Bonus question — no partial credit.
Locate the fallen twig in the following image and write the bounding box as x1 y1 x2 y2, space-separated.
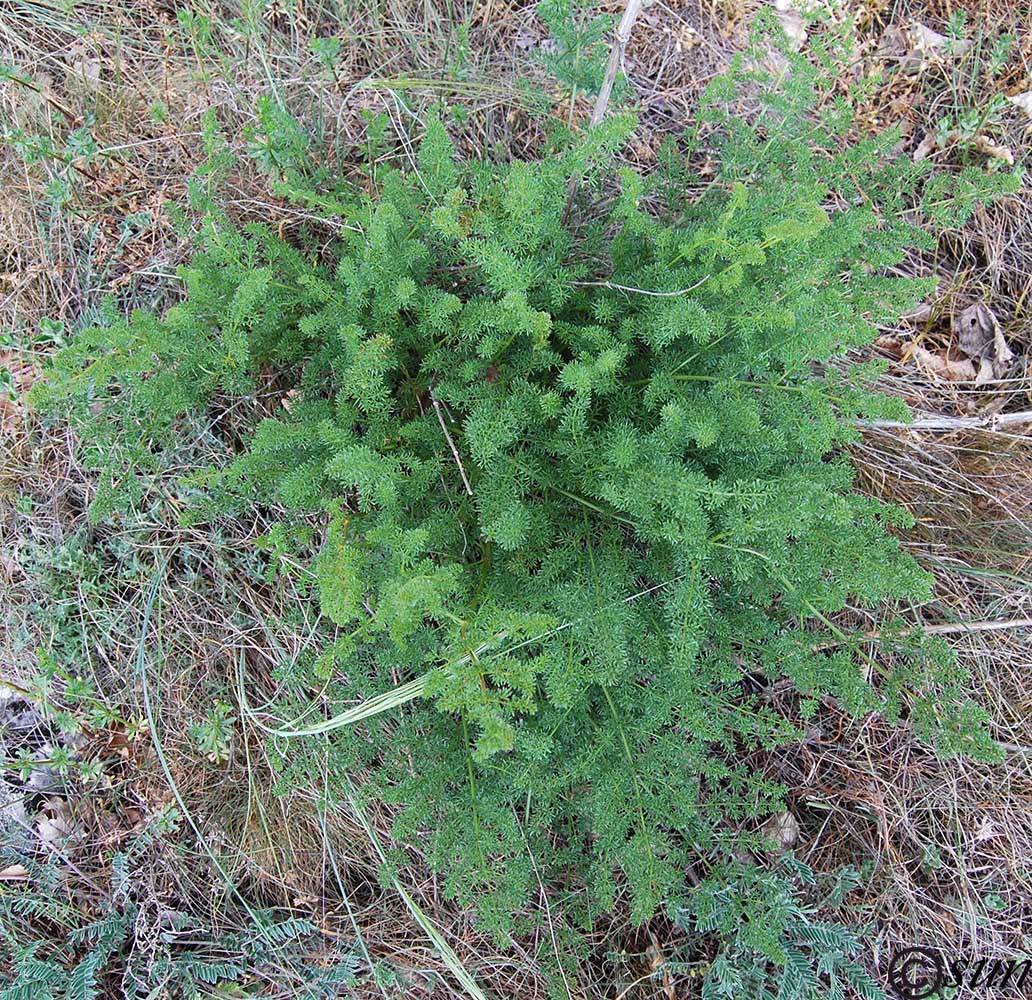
923 617 1032 636
588 0 646 129
860 409 1032 432
562 0 646 222
433 395 474 496
573 275 709 297
812 616 1032 653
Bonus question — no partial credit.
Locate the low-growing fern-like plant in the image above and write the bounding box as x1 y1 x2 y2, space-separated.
0 832 356 1000
681 856 885 1000
32 17 1011 981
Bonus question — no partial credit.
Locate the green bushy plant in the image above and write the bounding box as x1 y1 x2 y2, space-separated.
31 15 1011 988
535 0 612 103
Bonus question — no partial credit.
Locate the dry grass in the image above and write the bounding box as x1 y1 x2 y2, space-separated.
811 0 1032 973
1 0 1030 997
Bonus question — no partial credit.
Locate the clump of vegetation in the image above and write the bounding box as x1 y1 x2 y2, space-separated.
0 830 354 1000
27 15 1012 996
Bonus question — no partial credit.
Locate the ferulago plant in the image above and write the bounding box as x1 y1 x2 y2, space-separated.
34 26 1008 968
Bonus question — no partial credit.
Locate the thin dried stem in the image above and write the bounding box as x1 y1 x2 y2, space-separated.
861 409 1032 432
572 275 709 297
562 0 646 221
433 394 474 496
589 0 646 129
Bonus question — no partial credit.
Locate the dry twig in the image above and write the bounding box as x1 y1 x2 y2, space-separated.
589 0 646 129
861 409 1032 432
433 395 474 496
562 0 646 220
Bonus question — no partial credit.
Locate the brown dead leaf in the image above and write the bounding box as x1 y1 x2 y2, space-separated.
900 301 935 325
954 301 1014 385
898 300 1014 383
0 537 21 582
647 936 676 1000
913 131 938 163
909 345 978 381
1006 91 1032 117
37 796 81 846
762 810 800 849
67 46 103 90
0 350 43 437
909 22 972 58
771 0 807 51
0 864 29 882
877 22 971 74
874 335 903 357
973 134 1014 166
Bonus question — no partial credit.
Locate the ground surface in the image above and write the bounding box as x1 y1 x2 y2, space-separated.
1 1 1030 997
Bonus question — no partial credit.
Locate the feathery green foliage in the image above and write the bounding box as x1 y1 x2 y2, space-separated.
0 829 357 999
31 17 1009 984
682 857 886 1000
